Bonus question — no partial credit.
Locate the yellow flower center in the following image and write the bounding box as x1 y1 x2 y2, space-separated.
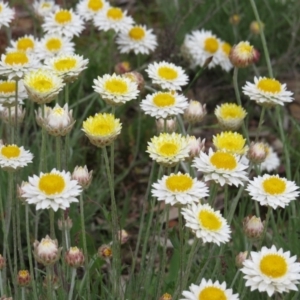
198 286 226 300
41 2 51 8
165 174 193 192
153 93 175 107
159 142 179 157
5 52 29 65
39 174 65 195
54 58 77 71
213 132 246 154
107 7 123 20
237 42 253 54
55 10 72 24
260 254 287 278
0 81 16 94
18 270 29 278
46 38 62 51
262 177 286 195
16 38 34 52
204 37 219 54
30 76 54 92
257 78 281 94
198 210 222 231
129 27 145 41
53 107 64 116
210 152 237 170
222 42 231 56
1 145 21 159
219 104 245 119
0 5 2 12
88 0 103 11
104 78 128 94
158 66 178 80
83 114 117 136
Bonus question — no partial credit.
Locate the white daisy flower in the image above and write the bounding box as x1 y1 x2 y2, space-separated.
116 24 157 55
32 0 58 18
152 172 208 206
146 61 189 91
44 54 88 82
22 169 82 211
36 34 75 61
260 144 280 172
181 278 239 300
242 76 294 106
42 9 85 38
0 1 14 29
140 91 188 119
181 203 231 245
241 245 300 297
246 174 299 209
93 6 134 33
76 0 109 21
193 148 249 187
0 144 33 171
147 132 189 167
0 80 27 107
219 41 233 72
7 35 38 54
0 51 40 80
93 73 139 106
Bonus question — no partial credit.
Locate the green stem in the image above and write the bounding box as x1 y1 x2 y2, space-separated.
65 83 69 105
21 287 25 300
50 209 55 239
208 183 218 206
46 267 53 300
184 67 204 93
40 104 47 172
12 195 18 295
56 137 61 171
230 270 240 289
258 206 272 248
16 198 24 269
14 79 19 144
227 186 245 225
196 244 217 282
255 107 266 142
68 268 77 300
0 271 3 296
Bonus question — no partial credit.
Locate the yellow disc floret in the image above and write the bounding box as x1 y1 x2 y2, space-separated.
260 254 287 278
210 151 237 170
166 174 193 192
1 145 21 159
39 174 65 195
198 210 222 231
262 176 286 195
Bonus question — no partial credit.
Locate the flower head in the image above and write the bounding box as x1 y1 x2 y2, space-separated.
247 142 269 164
71 165 93 189
246 174 299 209
1 105 26 125
229 41 256 68
17 270 31 287
33 0 58 18
250 21 264 35
241 245 300 297
183 101 207 124
22 169 82 211
76 0 109 21
0 80 27 107
236 251 248 268
186 135 205 160
8 35 37 54
152 172 209 206
219 41 233 72
98 244 112 259
260 144 280 172
65 247 85 268
0 1 14 29
243 216 264 240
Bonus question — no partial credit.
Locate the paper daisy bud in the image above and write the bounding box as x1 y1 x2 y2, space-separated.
22 169 82 211
122 71 145 92
147 132 190 167
82 113 122 147
181 278 239 300
242 76 293 107
260 144 280 172
247 142 268 164
114 61 131 75
57 216 73 231
98 244 112 259
219 41 233 72
44 54 89 83
146 61 188 91
0 254 5 270
152 172 208 206
0 80 27 107
1 105 26 126
93 6 134 33
17 181 29 201
17 270 31 287
76 0 109 21
246 174 299 209
0 1 14 29
35 105 52 127
159 293 172 300
43 8 84 38
141 91 188 119
156 118 177 133
229 14 241 25
229 41 256 68
243 216 264 240
187 135 205 160
213 131 248 155
93 73 139 106
235 251 248 268
215 103 247 130
250 20 264 35
118 229 129 245
33 235 62 266
116 24 157 55
0 144 33 172
33 0 58 18
36 34 75 61
241 245 300 297
24 69 64 104
183 100 207 124
0 51 39 80
72 165 93 189
193 148 249 187
181 203 231 245
65 247 85 268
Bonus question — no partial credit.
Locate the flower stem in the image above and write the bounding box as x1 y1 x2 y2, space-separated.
40 104 47 172
50 209 55 239
46 267 53 300
68 268 77 300
14 79 19 144
227 186 245 225
258 206 272 248
56 136 62 171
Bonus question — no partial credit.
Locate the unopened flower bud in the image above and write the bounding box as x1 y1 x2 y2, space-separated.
184 101 207 124
57 216 73 231
243 216 264 240
65 247 85 268
229 41 256 68
186 136 205 160
114 61 131 74
0 254 6 270
98 244 112 259
159 293 172 300
229 14 241 26
247 142 268 164
17 270 31 287
156 118 177 133
33 235 61 266
71 165 93 189
123 71 145 92
118 229 129 245
35 106 51 127
1 105 26 125
235 251 248 268
16 181 29 201
250 21 264 35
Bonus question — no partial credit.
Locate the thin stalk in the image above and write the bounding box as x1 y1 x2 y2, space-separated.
9 107 13 143
227 186 245 225
110 107 115 178
12 195 18 295
184 67 204 94
56 137 62 170
196 244 217 282
14 79 19 144
230 270 240 289
255 107 266 142
258 206 272 248
50 209 55 239
0 271 3 296
40 104 47 172
16 199 24 268
177 208 184 294
22 287 25 300
208 183 218 206
68 268 77 300
65 83 69 105
46 267 53 300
